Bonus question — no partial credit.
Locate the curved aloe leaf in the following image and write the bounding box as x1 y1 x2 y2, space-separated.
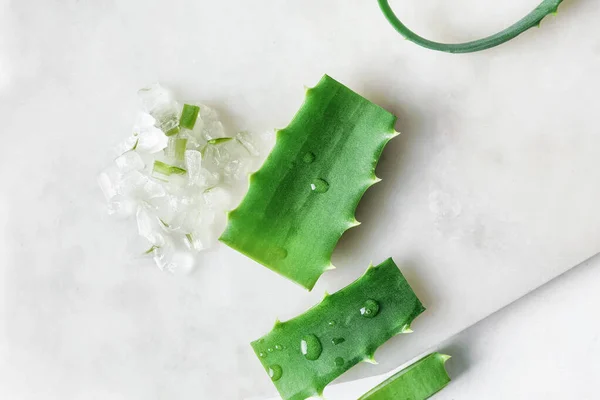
359 352 451 400
378 0 563 53
250 258 425 400
220 75 397 289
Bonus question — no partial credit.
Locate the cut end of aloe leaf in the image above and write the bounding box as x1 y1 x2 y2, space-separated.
250 258 425 400
220 75 398 290
358 352 451 400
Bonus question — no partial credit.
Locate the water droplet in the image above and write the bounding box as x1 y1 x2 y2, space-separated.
267 348 274 353
331 337 345 345
310 178 329 193
335 357 345 367
259 352 267 358
360 299 380 318
303 152 316 164
275 344 283 351
258 339 265 344
328 321 336 327
272 247 288 260
300 334 323 361
268 364 283 381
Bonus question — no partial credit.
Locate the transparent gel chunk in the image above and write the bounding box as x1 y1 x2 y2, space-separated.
115 151 145 173
196 104 226 140
138 84 181 135
223 159 254 183
143 178 166 199
235 131 259 156
132 112 169 154
101 84 273 274
107 195 136 218
153 244 195 274
98 166 123 201
117 171 147 198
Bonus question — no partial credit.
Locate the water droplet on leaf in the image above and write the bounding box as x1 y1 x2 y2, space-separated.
259 352 267 358
328 321 336 327
268 364 283 381
267 348 274 353
331 337 345 345
310 178 329 193
360 299 380 318
273 247 288 260
303 152 316 164
300 334 323 361
335 357 345 367
275 344 283 350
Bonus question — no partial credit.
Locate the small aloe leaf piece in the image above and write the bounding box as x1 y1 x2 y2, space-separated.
250 258 425 400
143 245 160 255
165 137 188 162
165 126 180 137
180 104 200 130
220 75 397 289
174 138 188 161
152 160 186 178
207 137 233 145
378 0 563 53
358 352 451 400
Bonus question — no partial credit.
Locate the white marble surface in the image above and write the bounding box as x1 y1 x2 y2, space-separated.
2 0 600 399
281 253 600 400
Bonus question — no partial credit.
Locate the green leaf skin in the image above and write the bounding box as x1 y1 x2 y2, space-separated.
358 353 451 400
180 104 200 130
378 0 563 54
152 160 186 176
220 75 397 290
250 258 425 400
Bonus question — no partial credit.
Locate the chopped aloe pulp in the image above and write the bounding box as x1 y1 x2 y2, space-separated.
99 83 270 273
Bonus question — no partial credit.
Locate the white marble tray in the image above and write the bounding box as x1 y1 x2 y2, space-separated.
1 0 599 399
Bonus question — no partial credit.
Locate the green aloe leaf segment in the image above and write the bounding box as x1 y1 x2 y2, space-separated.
220 75 397 290
251 258 425 400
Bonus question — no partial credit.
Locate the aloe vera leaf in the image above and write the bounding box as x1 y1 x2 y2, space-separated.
250 258 425 400
358 352 451 400
220 75 397 290
378 0 563 53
